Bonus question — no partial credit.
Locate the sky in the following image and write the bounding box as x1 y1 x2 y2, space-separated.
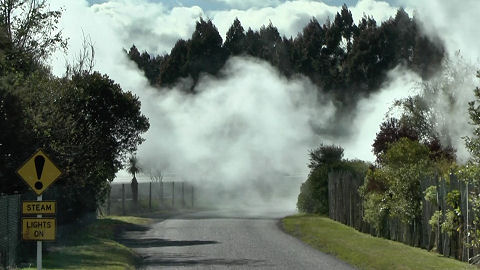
62 0 404 57
86 0 400 10
46 0 480 209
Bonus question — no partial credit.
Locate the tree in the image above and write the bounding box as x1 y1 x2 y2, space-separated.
297 144 343 214
379 57 472 163
361 138 434 237
128 155 140 204
127 45 163 85
464 71 480 163
158 39 189 86
0 80 34 194
308 144 344 169
0 1 150 226
187 18 226 84
372 117 419 162
127 8 444 119
224 18 245 56
293 18 324 83
463 71 480 254
0 0 67 72
14 69 150 221
257 22 282 64
338 4 356 53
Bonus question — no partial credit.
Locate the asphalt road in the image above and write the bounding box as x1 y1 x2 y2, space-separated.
122 209 354 269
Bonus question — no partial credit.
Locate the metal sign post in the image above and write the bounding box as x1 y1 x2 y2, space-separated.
17 149 61 270
37 195 42 270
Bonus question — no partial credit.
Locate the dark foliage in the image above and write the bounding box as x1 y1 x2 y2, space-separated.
0 4 150 223
373 117 456 164
0 86 34 194
128 8 444 110
372 117 419 161
308 144 344 169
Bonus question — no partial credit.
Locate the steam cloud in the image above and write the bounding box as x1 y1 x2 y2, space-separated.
402 0 480 162
135 57 332 209
49 0 479 210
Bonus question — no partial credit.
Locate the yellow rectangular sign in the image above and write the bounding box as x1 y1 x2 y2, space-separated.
22 201 56 215
22 218 56 241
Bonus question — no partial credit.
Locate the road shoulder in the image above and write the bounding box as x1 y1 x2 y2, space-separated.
282 214 475 270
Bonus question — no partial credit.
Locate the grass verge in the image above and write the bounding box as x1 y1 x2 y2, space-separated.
282 214 476 270
21 216 152 270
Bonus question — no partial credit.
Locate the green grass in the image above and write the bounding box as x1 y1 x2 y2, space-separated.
282 214 477 270
21 216 152 270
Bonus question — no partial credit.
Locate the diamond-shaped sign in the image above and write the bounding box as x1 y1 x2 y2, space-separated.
17 149 62 196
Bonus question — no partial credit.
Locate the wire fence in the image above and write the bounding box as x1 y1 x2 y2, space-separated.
102 182 195 215
0 194 21 269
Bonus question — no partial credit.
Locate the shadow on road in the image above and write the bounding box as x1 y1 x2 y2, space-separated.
120 238 219 248
139 254 269 268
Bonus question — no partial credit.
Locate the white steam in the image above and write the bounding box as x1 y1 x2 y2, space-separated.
130 59 421 209
417 57 478 163
48 0 480 210
342 66 422 161
134 57 333 210
398 0 480 163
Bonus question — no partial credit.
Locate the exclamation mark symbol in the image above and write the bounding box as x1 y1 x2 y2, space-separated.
34 155 45 190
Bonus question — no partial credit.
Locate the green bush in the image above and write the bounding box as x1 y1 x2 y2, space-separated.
297 144 343 214
297 144 369 215
297 166 329 214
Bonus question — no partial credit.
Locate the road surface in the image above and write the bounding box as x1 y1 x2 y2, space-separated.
121 209 354 269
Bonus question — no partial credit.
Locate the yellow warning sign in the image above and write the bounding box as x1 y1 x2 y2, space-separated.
17 149 62 196
22 201 56 215
22 217 56 241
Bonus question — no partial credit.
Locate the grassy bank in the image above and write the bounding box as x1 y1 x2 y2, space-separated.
21 216 152 270
282 214 476 270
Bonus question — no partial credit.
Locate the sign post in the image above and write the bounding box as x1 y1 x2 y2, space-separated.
37 195 42 270
17 149 61 270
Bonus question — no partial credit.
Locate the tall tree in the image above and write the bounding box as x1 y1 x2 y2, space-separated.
297 144 344 214
187 18 226 84
15 69 150 220
0 0 67 72
465 71 480 163
294 18 324 81
224 18 245 56
158 39 189 86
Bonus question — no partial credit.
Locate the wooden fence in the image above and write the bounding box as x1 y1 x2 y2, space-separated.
328 171 476 262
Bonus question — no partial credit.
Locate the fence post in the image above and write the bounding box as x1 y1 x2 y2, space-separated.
172 182 175 207
107 188 111 216
149 182 152 210
122 184 126 215
466 182 469 262
6 196 9 268
182 182 185 208
160 181 164 208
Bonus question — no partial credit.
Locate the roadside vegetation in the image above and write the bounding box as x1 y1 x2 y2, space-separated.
295 55 480 263
0 1 149 224
283 215 475 270
21 216 152 270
